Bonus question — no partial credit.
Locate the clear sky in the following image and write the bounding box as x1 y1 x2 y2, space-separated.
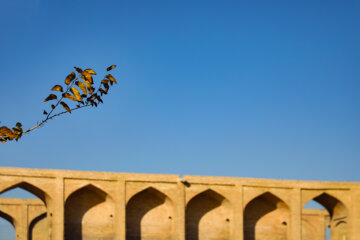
0 0 359 182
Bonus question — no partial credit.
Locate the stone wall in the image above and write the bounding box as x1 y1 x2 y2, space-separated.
0 167 359 240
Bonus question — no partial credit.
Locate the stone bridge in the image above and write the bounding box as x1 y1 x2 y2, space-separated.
0 167 359 240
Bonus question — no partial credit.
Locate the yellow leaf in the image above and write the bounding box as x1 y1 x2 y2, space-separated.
89 87 95 95
65 72 76 85
106 74 117 84
60 102 71 113
81 71 93 84
51 85 63 92
0 126 15 140
76 81 87 96
84 68 97 75
107 65 116 71
44 94 57 102
70 87 82 102
83 78 92 90
62 93 76 101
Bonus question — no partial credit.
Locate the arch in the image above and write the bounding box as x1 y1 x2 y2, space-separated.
0 210 15 240
126 187 174 240
0 181 51 205
244 192 289 240
29 213 48 240
186 189 232 240
65 184 115 240
0 210 14 227
310 193 347 219
302 193 348 240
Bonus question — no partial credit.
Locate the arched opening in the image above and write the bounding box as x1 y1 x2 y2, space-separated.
244 192 289 240
0 182 50 240
186 189 232 240
302 193 348 240
126 187 174 240
0 182 50 204
65 184 115 240
0 211 15 240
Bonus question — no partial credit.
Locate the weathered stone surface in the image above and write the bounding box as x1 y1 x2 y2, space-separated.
0 167 359 240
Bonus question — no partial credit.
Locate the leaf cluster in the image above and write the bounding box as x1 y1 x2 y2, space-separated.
0 65 118 143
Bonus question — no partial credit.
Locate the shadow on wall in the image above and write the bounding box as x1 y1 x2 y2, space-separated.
126 187 174 240
65 185 115 240
244 192 289 240
29 213 47 240
186 189 231 240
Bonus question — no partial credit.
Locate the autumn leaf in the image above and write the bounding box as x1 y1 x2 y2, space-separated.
51 85 63 92
106 74 117 84
60 102 71 113
74 67 83 73
70 87 82 102
84 68 97 75
65 72 76 85
101 79 110 84
43 110 48 115
0 126 15 140
75 81 87 96
89 87 95 95
62 93 76 101
44 94 57 102
81 71 93 84
103 82 110 93
107 65 116 71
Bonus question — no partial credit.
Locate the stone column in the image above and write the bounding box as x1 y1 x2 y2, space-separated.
350 188 360 240
234 183 243 240
15 204 28 240
291 188 301 240
52 177 64 240
115 178 126 240
176 180 186 240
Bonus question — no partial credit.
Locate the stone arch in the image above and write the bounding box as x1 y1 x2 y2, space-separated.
302 192 348 240
126 187 174 240
0 210 14 227
0 181 51 205
186 189 232 240
29 213 48 240
65 184 115 240
309 193 347 219
244 192 290 240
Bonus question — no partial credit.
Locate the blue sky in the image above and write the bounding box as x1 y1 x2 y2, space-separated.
0 0 359 182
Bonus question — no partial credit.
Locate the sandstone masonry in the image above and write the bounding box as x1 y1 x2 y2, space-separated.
0 167 359 240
